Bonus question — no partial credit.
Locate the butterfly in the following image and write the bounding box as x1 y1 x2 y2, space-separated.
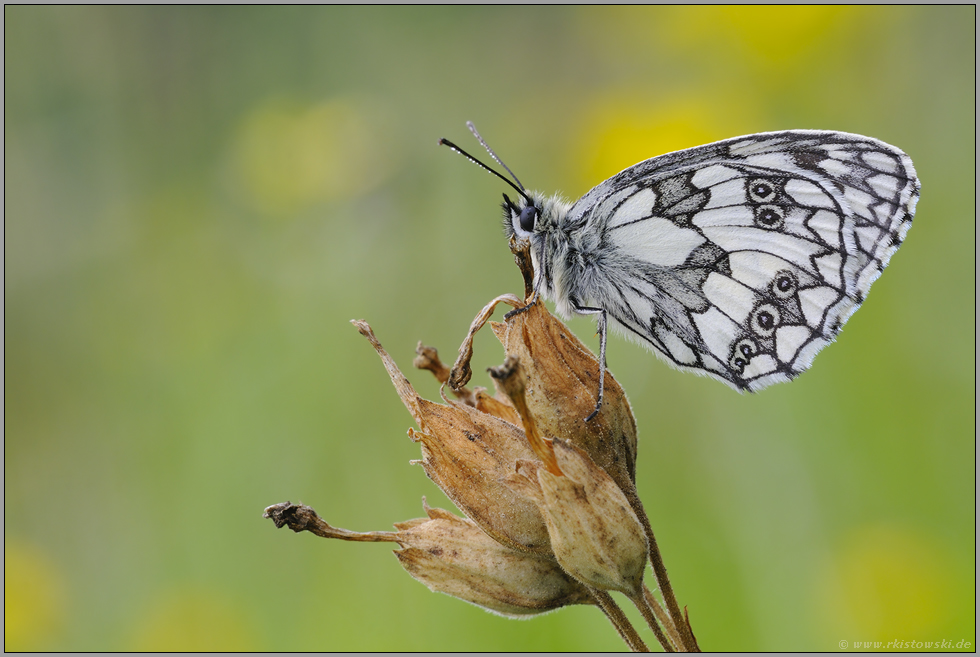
441 122 919 419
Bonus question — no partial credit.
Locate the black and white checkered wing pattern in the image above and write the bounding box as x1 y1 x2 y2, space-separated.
564 130 919 390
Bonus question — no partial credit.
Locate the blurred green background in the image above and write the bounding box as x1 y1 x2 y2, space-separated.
4 6 975 651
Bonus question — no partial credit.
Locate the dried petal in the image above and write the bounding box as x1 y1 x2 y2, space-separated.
472 387 522 426
413 342 521 425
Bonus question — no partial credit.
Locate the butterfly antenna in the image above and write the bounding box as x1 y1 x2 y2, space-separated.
439 138 532 205
465 121 527 192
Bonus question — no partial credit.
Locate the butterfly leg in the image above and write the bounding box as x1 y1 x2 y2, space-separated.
503 290 540 320
571 301 608 422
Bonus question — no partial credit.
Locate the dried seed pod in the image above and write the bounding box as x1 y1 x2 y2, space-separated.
352 320 551 554
494 299 638 494
264 501 593 617
506 439 649 597
393 503 594 617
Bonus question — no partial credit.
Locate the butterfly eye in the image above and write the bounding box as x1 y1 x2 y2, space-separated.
519 205 538 232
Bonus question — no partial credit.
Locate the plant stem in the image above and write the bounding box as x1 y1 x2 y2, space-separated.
263 502 399 543
628 591 674 652
643 584 684 651
623 486 699 651
588 587 648 652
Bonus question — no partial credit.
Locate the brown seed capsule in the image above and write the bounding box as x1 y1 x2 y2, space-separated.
505 438 649 598
393 503 594 617
352 320 552 554
492 299 638 496
263 501 593 617
442 256 638 498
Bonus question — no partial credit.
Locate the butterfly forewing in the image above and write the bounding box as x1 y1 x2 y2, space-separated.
560 130 919 391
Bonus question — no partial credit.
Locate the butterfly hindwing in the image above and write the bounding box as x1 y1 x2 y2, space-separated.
564 130 919 391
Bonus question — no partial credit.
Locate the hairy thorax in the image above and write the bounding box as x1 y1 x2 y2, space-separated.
538 214 612 319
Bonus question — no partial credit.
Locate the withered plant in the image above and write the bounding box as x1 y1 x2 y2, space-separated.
265 239 700 652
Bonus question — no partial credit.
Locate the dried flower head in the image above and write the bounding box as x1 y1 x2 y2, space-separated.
264 238 699 651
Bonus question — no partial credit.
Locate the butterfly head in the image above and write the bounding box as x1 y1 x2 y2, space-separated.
502 192 542 239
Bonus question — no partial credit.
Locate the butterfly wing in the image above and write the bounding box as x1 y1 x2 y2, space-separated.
563 130 919 391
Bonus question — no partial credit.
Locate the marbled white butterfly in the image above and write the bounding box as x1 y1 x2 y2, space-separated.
441 123 919 419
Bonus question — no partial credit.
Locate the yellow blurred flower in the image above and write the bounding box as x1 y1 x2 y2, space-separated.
127 588 260 651
4 540 66 651
814 524 954 640
232 96 395 216
673 6 859 68
585 6 864 71
569 95 761 194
